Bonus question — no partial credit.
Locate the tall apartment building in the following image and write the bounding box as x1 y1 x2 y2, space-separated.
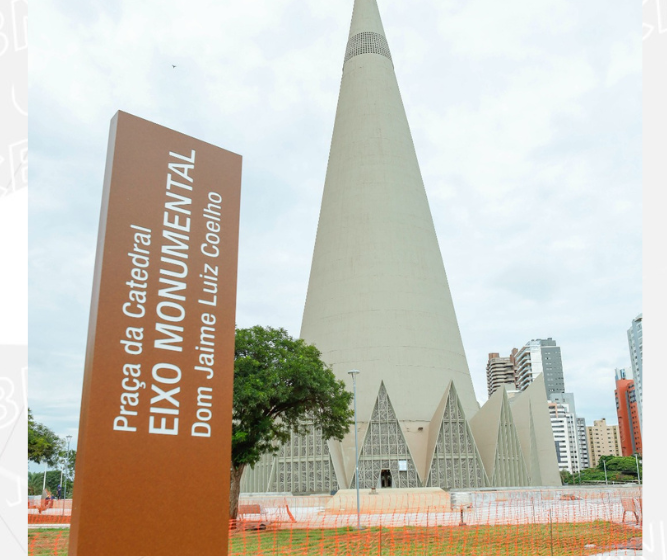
550 393 591 470
510 339 589 473
486 351 517 398
586 418 622 467
576 418 590 469
627 314 643 429
514 338 565 397
548 401 582 473
614 368 642 456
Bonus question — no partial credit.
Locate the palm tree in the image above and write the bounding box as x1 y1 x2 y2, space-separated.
28 472 44 496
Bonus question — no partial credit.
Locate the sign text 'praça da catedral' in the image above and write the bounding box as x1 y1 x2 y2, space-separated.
69 111 241 556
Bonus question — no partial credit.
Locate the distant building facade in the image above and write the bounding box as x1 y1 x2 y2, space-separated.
548 401 583 473
586 418 622 467
576 418 591 470
486 351 517 398
507 339 589 473
627 314 643 429
514 338 565 397
614 368 642 456
548 393 590 470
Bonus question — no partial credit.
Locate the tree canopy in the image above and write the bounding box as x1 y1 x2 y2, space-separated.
229 326 354 518
559 454 642 485
27 470 74 498
28 409 63 467
232 326 354 469
597 455 641 475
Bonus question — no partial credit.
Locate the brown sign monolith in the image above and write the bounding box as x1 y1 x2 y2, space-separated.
69 111 241 555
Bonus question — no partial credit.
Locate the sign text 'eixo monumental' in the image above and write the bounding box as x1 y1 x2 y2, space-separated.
69 111 241 556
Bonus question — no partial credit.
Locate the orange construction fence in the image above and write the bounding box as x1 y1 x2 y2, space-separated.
28 486 642 556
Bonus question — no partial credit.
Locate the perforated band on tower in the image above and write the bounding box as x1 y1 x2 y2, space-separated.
344 32 392 64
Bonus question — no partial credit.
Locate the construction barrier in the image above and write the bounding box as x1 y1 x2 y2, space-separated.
28 486 642 556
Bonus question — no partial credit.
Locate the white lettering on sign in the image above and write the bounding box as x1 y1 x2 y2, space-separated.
149 363 181 435
114 149 226 440
192 386 213 437
199 192 222 306
154 150 196 354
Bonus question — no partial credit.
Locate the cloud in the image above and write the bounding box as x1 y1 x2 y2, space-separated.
29 0 640 440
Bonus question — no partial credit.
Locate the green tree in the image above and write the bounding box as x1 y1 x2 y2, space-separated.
598 455 642 477
230 326 354 519
560 470 574 484
63 449 77 480
28 409 62 466
28 471 44 496
27 470 74 499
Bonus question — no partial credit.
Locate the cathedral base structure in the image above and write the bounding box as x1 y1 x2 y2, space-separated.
241 376 559 492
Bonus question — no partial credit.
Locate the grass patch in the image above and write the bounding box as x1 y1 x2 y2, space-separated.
28 528 68 556
29 521 641 556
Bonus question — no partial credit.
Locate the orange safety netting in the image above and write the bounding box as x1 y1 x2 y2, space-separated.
28 487 642 556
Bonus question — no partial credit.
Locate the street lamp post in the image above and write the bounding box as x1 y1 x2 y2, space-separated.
635 454 641 485
602 459 608 485
59 446 65 496
62 435 72 515
348 369 361 531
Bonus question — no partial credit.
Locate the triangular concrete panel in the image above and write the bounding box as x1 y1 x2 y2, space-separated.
528 404 543 486
469 388 504 479
490 389 530 487
352 382 421 488
510 374 561 486
425 381 489 488
340 420 371 488
402 419 433 485
424 381 453 481
326 438 348 490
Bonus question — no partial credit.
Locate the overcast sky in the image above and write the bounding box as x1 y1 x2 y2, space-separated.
29 0 641 448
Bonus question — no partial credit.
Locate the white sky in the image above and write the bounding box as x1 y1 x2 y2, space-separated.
28 0 641 446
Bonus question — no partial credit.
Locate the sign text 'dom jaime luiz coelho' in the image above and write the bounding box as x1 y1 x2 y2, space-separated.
69 111 241 556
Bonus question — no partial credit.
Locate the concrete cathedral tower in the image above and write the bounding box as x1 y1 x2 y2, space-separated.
241 0 560 492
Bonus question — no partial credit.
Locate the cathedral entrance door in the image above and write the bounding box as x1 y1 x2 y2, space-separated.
380 469 392 488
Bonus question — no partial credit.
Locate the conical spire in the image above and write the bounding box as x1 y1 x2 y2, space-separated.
241 0 560 494
348 0 387 38
301 0 478 427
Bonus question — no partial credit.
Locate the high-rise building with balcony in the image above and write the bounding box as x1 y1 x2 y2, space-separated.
550 392 591 470
586 418 622 467
627 314 643 429
575 418 590 470
512 339 589 472
486 350 517 398
514 338 565 398
548 401 582 473
614 368 642 456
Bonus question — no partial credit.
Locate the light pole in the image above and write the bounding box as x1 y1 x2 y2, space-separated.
602 459 608 485
62 435 72 514
59 446 65 497
348 369 361 531
635 454 641 485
